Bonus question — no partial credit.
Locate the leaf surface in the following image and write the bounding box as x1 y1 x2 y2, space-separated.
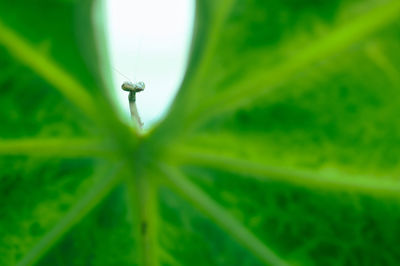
1 0 400 265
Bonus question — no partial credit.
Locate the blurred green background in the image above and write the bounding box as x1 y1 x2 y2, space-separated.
1 0 400 265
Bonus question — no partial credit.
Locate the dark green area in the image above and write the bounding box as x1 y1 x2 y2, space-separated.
39 185 138 266
183 166 400 265
0 157 97 265
0 52 92 138
159 187 263 266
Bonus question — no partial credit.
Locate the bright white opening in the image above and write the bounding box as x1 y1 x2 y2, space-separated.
105 0 195 128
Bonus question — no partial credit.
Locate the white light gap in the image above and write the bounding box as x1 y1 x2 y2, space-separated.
105 0 195 128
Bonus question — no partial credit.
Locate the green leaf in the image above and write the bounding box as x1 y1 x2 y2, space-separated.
1 0 400 265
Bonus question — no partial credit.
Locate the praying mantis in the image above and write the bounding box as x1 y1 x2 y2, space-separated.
121 81 145 129
113 66 145 129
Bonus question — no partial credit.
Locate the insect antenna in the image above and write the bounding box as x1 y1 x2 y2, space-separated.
112 66 133 82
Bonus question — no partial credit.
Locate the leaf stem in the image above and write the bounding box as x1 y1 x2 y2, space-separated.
125 171 159 266
159 163 289 266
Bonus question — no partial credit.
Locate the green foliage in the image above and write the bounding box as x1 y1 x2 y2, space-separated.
1 0 400 265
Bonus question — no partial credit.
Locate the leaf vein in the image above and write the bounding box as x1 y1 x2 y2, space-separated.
0 19 98 121
190 0 400 127
159 163 289 266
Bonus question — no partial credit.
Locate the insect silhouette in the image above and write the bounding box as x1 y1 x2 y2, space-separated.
121 81 145 103
113 67 145 129
121 81 145 129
